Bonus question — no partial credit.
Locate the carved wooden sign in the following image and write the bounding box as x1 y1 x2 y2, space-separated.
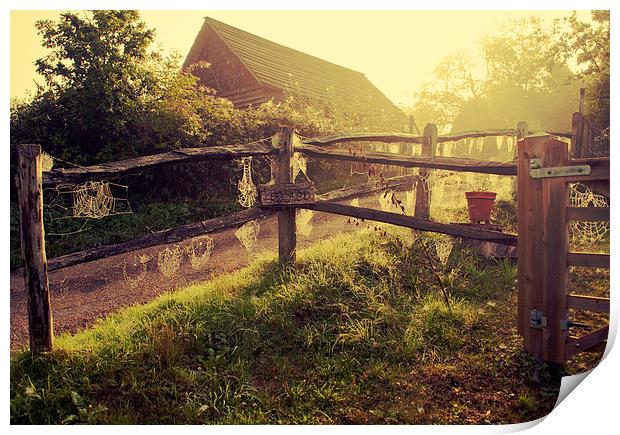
259 182 316 206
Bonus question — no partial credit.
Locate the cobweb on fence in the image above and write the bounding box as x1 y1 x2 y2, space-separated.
237 157 258 208
235 220 260 252
41 152 54 172
434 235 453 266
296 209 315 237
72 181 132 219
292 152 309 182
123 254 150 289
157 245 183 277
569 183 610 249
184 236 214 270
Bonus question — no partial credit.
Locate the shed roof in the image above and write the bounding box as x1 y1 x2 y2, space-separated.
198 17 403 117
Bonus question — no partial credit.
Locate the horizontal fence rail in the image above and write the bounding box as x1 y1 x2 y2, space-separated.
302 129 571 147
317 174 419 202
47 207 275 271
43 140 276 185
296 144 518 175
567 294 610 313
301 201 518 245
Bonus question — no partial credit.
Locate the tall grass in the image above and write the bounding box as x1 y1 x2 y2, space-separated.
11 227 545 424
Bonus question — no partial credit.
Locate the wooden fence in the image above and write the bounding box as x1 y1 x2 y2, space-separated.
16 119 609 364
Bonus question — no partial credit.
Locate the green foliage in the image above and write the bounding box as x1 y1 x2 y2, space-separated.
556 11 610 128
11 229 562 424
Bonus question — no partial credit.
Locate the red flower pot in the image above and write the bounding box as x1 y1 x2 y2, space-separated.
465 191 497 223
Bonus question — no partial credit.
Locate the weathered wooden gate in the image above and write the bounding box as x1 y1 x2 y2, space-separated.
517 134 610 364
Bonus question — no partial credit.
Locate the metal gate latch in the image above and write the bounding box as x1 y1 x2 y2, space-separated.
530 158 591 179
530 309 547 329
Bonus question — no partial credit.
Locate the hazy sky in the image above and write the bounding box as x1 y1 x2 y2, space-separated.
10 10 584 107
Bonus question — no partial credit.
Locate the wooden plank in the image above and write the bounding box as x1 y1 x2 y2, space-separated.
568 253 610 268
276 127 297 267
566 207 609 222
302 201 517 245
317 174 419 202
567 295 610 313
47 207 274 271
295 144 517 175
517 133 550 359
17 144 54 353
439 128 518 142
302 132 425 146
566 325 609 358
301 129 572 147
259 182 316 206
540 138 570 363
415 124 437 219
42 140 277 185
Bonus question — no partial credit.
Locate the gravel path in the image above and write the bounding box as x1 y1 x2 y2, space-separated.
10 196 384 351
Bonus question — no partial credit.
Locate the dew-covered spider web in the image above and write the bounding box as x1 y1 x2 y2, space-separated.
296 209 315 237
292 152 309 182
237 157 258 208
434 235 453 266
569 183 610 250
185 236 214 270
235 220 260 252
157 245 183 278
41 152 54 172
122 254 150 289
72 181 132 219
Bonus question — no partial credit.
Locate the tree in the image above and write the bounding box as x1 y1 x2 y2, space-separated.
556 11 610 128
408 15 581 135
11 11 218 163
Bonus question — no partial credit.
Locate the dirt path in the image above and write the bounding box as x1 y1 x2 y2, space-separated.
10 196 386 351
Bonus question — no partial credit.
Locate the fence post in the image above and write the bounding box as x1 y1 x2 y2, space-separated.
571 112 585 158
517 133 568 361
276 127 296 267
414 123 437 219
16 144 53 353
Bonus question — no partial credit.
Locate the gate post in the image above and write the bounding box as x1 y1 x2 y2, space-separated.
414 123 437 219
276 127 297 267
517 133 569 363
16 144 54 353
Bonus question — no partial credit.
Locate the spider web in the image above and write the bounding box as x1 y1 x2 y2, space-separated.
72 181 132 219
569 183 610 249
235 220 260 252
296 209 315 237
292 152 309 182
185 236 214 270
122 254 150 289
237 157 258 208
434 235 453 265
157 245 183 278
41 152 54 172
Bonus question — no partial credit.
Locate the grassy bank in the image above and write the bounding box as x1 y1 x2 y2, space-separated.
11 228 564 424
